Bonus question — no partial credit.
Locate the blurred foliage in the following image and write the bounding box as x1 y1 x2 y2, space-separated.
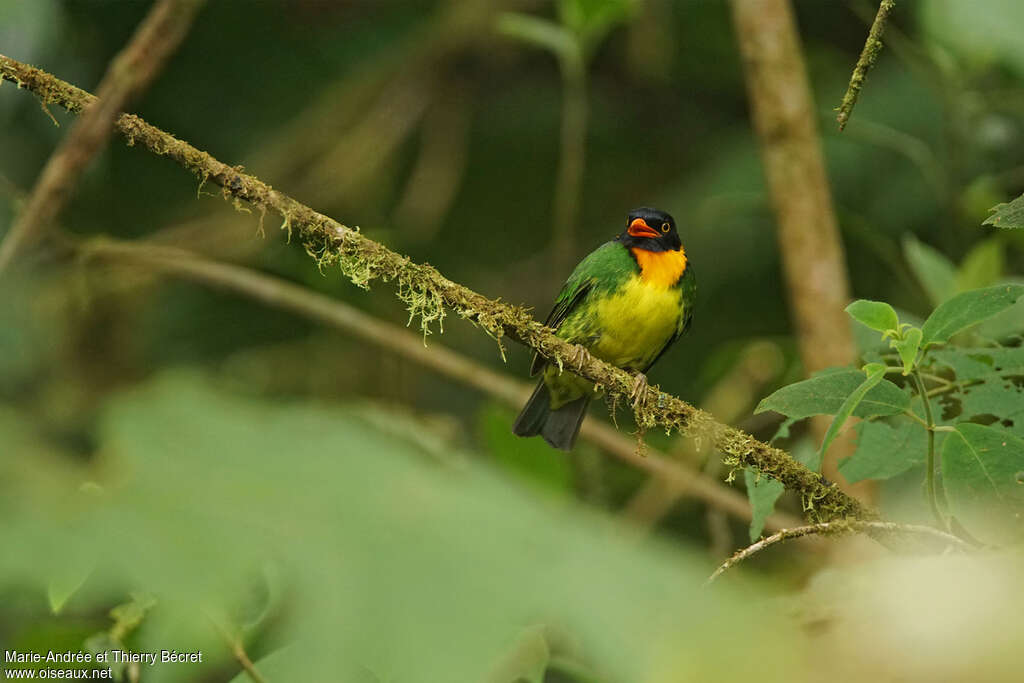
2 371 797 681
5 0 1024 679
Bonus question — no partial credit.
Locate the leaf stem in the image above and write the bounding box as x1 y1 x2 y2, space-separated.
918 371 952 387
902 410 929 429
912 368 943 526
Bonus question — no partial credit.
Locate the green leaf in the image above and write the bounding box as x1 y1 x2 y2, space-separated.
744 469 784 542
892 327 922 374
817 365 887 462
483 625 550 683
846 300 899 333
903 235 957 307
929 348 1003 381
956 238 1004 291
557 0 634 49
929 346 1024 385
497 13 578 61
957 380 1024 434
942 423 1024 544
983 193 1024 229
756 368 909 420
975 278 1024 342
47 563 92 615
769 415 798 443
920 284 1024 346
840 420 927 483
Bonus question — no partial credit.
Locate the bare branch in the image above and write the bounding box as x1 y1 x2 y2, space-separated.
0 55 872 523
0 0 205 274
705 520 973 585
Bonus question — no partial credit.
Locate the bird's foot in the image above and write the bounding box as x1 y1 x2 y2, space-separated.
629 371 650 410
571 345 592 369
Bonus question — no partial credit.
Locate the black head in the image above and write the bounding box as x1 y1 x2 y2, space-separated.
616 207 681 252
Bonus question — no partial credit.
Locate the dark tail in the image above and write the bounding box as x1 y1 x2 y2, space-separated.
512 381 590 452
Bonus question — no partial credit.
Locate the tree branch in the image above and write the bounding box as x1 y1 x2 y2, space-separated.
0 0 204 274
0 54 871 523
836 0 896 131
705 520 972 585
77 236 805 533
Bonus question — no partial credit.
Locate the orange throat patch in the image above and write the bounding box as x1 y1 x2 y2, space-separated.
631 247 688 288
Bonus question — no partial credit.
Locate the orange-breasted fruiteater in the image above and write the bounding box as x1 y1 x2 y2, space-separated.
513 207 695 450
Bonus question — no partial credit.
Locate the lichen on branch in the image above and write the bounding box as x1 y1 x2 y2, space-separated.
836 0 896 131
0 54 872 523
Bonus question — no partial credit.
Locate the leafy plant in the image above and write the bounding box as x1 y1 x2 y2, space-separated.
985 194 1024 230
753 282 1024 544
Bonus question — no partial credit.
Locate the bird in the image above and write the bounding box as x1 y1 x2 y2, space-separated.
513 207 695 451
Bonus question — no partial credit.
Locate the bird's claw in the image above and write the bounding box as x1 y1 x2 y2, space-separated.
571 345 591 369
629 372 649 410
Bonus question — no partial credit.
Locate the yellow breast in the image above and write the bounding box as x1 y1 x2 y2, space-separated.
591 276 682 369
631 247 688 289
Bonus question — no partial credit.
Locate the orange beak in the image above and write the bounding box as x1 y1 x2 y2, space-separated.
627 218 659 238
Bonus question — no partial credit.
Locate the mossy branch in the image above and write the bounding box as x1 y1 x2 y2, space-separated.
0 54 871 523
836 0 896 131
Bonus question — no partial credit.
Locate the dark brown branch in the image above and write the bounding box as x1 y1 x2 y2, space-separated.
836 0 896 131
0 0 204 274
0 54 872 523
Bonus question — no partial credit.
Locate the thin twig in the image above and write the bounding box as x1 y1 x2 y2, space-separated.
0 55 872 523
836 0 896 131
77 237 805 533
0 0 205 274
208 616 268 683
705 519 972 585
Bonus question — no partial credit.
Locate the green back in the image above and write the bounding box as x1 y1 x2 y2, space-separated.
542 241 637 329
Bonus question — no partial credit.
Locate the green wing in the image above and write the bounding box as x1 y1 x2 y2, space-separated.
530 242 635 375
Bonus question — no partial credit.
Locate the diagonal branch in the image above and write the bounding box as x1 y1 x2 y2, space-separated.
0 0 205 274
76 236 805 533
0 54 871 523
